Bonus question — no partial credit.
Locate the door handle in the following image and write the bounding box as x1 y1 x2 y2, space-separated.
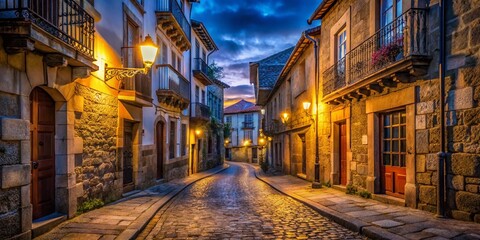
32 161 39 169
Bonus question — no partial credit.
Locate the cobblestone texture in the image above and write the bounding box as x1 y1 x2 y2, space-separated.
138 162 364 239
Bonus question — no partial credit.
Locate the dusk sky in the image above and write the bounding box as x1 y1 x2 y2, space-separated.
192 1 320 106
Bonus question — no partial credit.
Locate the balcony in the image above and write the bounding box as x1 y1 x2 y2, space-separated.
156 64 190 110
190 102 211 123
242 121 255 129
155 0 191 52
193 58 214 86
0 0 96 69
322 8 430 104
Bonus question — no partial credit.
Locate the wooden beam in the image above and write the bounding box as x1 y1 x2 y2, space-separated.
357 88 371 97
392 72 411 83
367 83 383 93
379 78 397 88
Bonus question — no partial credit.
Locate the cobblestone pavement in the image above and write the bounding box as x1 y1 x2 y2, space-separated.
138 162 365 239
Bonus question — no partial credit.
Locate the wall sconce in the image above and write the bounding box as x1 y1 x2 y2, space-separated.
105 35 158 81
260 109 265 115
281 112 289 124
303 101 311 112
195 129 202 136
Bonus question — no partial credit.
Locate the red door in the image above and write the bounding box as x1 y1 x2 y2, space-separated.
30 88 56 220
339 123 347 185
381 110 407 198
156 121 164 179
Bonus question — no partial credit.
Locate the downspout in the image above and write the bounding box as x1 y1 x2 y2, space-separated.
304 31 322 188
437 0 447 218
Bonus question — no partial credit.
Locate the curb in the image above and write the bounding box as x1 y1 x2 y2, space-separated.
251 165 405 240
117 164 230 240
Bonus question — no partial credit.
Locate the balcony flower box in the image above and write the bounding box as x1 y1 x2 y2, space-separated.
371 38 403 68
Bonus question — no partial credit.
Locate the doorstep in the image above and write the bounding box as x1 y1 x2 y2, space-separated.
372 193 405 207
32 212 67 238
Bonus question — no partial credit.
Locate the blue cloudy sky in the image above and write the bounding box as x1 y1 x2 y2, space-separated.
192 1 320 106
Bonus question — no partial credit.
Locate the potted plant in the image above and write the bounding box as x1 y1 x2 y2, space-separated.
371 37 403 68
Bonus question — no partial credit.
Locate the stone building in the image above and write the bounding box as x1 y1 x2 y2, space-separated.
224 100 262 163
253 0 480 222
0 0 223 239
188 20 228 174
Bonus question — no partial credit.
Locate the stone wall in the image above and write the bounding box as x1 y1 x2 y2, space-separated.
74 83 119 204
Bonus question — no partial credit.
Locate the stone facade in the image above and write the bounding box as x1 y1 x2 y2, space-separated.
254 0 480 223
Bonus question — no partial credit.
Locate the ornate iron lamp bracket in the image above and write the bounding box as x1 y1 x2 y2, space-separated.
104 64 147 81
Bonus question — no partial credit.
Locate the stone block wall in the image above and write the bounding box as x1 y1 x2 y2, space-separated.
73 83 119 204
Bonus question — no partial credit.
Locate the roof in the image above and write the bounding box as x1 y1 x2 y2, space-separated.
191 20 218 52
212 78 230 89
224 99 262 114
253 47 294 88
307 0 337 24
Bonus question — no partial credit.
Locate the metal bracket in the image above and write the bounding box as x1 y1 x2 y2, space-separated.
104 64 147 81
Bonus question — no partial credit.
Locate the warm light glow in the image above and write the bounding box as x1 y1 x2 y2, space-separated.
259 138 265 145
224 139 229 144
281 112 289 123
267 137 272 141
303 101 311 111
260 109 265 115
140 35 158 68
195 129 202 136
243 140 250 146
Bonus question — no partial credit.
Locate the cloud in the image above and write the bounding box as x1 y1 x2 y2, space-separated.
192 0 320 101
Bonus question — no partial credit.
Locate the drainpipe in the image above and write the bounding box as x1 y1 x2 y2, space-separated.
304 31 322 188
437 0 447 218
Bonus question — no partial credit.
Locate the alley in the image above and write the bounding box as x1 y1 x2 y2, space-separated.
137 162 365 239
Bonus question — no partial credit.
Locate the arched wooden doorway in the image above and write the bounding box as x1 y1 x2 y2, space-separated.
156 121 164 179
30 87 56 219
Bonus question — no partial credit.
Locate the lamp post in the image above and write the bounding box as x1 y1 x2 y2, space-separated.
105 34 158 81
258 130 267 171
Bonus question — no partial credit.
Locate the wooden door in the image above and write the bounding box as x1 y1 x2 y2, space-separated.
381 110 407 198
156 121 164 179
123 122 134 192
339 123 347 185
30 88 56 220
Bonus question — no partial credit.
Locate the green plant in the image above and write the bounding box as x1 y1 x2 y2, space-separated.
223 122 232 139
358 190 372 199
324 181 332 188
346 184 357 195
260 160 269 173
77 198 104 214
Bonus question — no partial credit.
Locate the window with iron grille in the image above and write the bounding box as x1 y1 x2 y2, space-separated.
244 130 253 141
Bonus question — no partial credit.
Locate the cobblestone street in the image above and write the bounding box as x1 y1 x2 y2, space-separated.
138 162 365 239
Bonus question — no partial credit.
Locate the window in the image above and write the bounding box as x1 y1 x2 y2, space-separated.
225 116 232 125
124 18 139 69
382 110 406 167
337 28 347 61
195 86 200 102
169 121 176 159
201 90 206 104
381 0 402 28
244 114 253 123
181 124 187 156
244 130 253 141
161 41 168 64
171 50 176 69
177 56 182 73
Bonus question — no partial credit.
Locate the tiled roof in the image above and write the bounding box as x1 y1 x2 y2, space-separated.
224 99 262 114
255 47 294 88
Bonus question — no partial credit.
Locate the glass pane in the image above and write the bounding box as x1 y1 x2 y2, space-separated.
384 0 393 9
396 0 402 17
392 140 399 152
393 112 399 125
384 128 391 139
393 126 399 138
400 125 406 138
384 140 391 152
384 115 391 126
400 154 406 167
392 154 399 166
400 111 406 123
383 154 391 165
401 140 406 152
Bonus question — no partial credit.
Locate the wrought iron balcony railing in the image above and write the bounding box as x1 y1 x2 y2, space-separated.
157 64 190 101
156 0 191 41
0 0 95 58
191 102 211 120
193 58 214 85
242 121 255 129
323 8 427 97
